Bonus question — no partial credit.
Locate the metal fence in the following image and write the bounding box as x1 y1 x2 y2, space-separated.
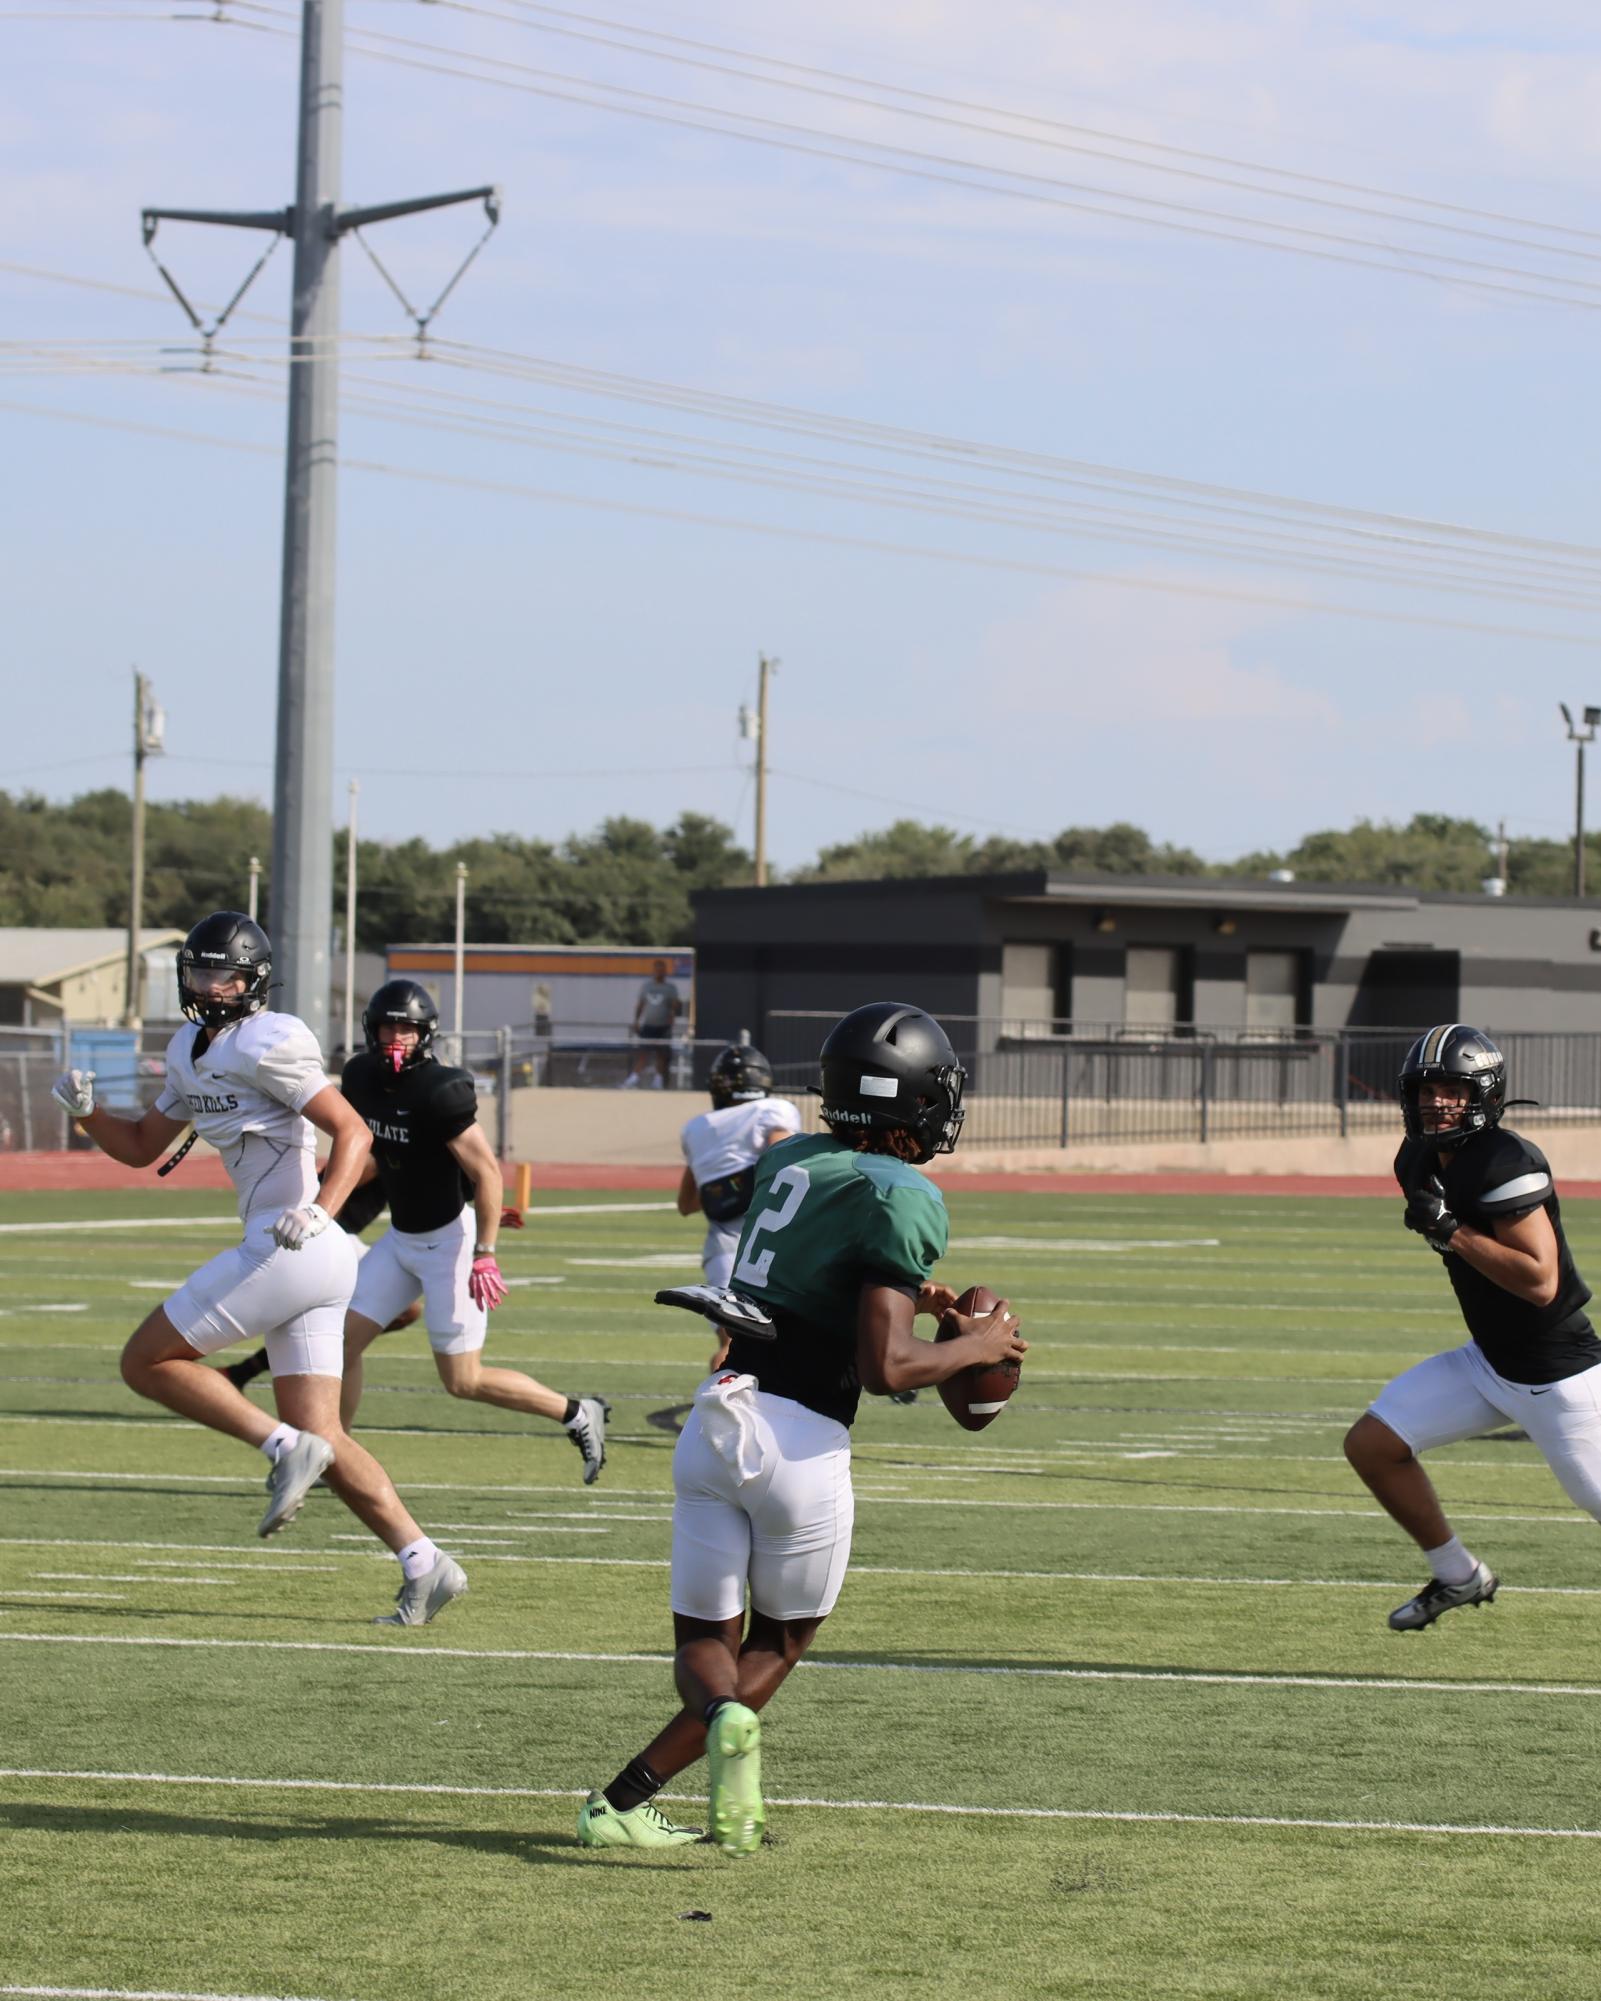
13 1013 1601 1155
762 1013 1601 1150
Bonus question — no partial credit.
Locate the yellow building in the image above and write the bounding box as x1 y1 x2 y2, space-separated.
0 928 186 1027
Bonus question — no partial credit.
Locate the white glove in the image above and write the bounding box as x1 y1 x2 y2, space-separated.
272 1201 331 1250
51 1069 96 1120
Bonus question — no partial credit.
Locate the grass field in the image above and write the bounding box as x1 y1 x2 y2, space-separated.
3 1183 1601 2001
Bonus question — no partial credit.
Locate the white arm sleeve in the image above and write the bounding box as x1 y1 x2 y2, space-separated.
245 1019 332 1113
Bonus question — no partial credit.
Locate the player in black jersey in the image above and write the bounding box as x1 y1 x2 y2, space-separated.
338 980 610 1484
1344 1024 1601 1630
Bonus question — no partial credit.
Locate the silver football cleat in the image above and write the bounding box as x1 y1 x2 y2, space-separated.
257 1431 335 1538
566 1396 611 1485
373 1552 469 1627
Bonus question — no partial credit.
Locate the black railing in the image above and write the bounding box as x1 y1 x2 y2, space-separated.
761 1014 1601 1150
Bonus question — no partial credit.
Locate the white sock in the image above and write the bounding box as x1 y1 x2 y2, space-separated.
261 1423 300 1463
398 1536 441 1581
1426 1535 1478 1586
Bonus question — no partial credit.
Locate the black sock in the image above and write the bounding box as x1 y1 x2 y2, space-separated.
703 1696 733 1728
560 1396 579 1426
223 1349 271 1388
603 1756 664 1814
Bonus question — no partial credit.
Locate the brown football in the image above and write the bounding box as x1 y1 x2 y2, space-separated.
935 1284 1022 1432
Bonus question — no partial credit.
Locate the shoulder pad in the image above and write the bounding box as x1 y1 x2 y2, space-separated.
1456 1128 1553 1215
234 1010 320 1062
427 1065 479 1123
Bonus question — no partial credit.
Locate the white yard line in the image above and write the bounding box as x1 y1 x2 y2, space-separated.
0 1985 336 2001
0 1769 1594 1845
0 1629 1595 1699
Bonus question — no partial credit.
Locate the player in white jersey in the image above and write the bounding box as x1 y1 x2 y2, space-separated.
52 912 467 1626
677 1044 802 1368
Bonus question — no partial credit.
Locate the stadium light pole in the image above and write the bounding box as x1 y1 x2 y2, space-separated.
1559 703 1601 896
139 0 499 1049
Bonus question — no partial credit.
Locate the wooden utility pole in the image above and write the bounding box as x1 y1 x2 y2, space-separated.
754 653 778 887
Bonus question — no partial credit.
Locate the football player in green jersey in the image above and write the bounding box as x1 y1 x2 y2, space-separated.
578 1001 1026 1856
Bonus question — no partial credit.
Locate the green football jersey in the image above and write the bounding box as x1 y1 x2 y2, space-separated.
722 1131 949 1426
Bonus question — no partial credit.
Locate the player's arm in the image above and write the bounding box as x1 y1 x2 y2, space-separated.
1449 1207 1561 1307
58 1089 189 1170
856 1281 1025 1396
302 1085 373 1222
446 1120 504 1254
677 1165 700 1217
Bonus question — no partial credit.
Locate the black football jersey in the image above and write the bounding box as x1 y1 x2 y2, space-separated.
341 1051 479 1233
1394 1126 1599 1384
315 1159 389 1237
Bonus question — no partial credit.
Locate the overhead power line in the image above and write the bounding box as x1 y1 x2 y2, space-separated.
433 0 1601 266
7 394 1596 650
466 0 1601 248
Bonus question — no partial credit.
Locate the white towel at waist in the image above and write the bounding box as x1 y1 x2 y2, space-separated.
694 1370 765 1484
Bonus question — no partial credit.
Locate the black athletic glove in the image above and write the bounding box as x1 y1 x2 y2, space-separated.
1404 1175 1460 1250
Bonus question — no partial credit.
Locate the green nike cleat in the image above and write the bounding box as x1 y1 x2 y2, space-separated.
706 1702 764 1856
577 1790 701 1849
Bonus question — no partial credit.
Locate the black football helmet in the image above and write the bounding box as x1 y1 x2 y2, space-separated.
818 1001 966 1163
177 911 273 1027
363 978 439 1073
709 1042 774 1109
1399 1023 1506 1148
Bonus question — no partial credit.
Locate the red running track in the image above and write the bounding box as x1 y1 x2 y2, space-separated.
10 1150 1601 1199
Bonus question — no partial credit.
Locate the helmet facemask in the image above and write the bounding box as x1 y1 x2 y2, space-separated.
1398 1025 1506 1148
362 980 439 1075
177 913 273 1028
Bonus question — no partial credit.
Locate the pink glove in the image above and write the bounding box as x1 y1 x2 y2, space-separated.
468 1254 508 1312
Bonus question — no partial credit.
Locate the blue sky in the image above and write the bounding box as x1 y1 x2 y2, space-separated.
4 0 1598 869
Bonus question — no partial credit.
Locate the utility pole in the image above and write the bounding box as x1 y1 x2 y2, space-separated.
754 652 778 888
247 855 262 921
141 0 499 1048
453 861 468 1066
123 669 165 1030
1559 704 1601 897
343 778 359 1062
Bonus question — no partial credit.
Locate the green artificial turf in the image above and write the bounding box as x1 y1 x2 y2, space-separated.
1 1184 1598 2000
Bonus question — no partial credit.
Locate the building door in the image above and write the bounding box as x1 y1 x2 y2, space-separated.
1001 942 1061 1035
1349 950 1461 1028
1245 950 1303 1036
1125 946 1183 1031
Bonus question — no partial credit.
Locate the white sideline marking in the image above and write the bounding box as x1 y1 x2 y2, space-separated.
0 1218 239 1235
0 1769 1595 1845
0 1630 1595 1698
566 1254 700 1269
951 1236 1222 1252
0 1986 335 2000
522 1200 676 1216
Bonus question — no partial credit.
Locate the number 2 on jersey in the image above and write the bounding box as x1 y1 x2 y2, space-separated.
733 1164 811 1288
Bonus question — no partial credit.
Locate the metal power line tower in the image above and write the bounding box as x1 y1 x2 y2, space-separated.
141 0 500 1045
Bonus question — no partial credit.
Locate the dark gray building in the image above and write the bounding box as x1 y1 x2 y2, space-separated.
693 871 1601 1050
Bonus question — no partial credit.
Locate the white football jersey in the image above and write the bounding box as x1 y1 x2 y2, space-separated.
680 1096 802 1185
156 1010 331 1223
